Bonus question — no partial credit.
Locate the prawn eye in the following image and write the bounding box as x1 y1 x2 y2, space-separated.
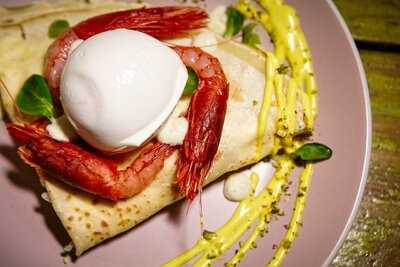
183 67 199 96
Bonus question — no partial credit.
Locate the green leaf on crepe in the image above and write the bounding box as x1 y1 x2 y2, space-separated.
224 6 245 38
48 19 70 38
183 67 199 96
242 23 261 48
16 74 54 119
294 143 333 162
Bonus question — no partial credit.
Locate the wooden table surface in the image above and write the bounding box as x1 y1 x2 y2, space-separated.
332 1 400 266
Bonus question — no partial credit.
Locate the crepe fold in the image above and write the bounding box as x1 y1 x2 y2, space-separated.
0 1 305 255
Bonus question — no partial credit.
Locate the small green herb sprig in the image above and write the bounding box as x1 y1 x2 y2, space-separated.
16 74 55 119
48 19 70 38
224 7 261 49
294 143 332 162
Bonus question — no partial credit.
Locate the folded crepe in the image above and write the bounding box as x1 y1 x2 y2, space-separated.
0 0 306 256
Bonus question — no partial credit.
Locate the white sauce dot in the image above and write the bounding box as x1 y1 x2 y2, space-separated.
46 115 78 142
157 116 188 145
224 171 252 202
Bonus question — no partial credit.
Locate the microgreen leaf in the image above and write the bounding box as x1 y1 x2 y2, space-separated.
294 143 332 162
48 19 70 38
183 67 199 96
224 6 245 38
242 23 261 48
16 74 54 119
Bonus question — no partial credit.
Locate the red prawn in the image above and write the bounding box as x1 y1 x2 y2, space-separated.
8 6 229 201
8 124 174 201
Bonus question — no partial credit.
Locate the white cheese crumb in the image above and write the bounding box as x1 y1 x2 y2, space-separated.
224 171 252 202
62 255 71 264
61 242 74 264
63 242 74 252
157 116 188 145
46 115 78 142
41 192 50 202
209 5 228 35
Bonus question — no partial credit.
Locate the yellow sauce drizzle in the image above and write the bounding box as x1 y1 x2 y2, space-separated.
237 0 318 131
164 0 318 266
162 158 294 267
266 163 313 267
254 52 278 161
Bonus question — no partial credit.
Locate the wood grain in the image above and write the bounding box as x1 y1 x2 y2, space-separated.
334 0 400 46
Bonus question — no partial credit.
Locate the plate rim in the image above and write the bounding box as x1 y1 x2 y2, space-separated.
322 0 372 266
0 0 373 265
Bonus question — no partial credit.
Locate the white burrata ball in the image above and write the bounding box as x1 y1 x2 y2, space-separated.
60 29 188 152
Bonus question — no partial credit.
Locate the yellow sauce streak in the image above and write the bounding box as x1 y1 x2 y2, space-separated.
266 163 313 267
237 0 318 131
250 172 259 195
162 158 294 267
255 52 278 161
165 0 318 266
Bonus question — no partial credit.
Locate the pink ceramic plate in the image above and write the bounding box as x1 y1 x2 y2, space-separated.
0 0 371 266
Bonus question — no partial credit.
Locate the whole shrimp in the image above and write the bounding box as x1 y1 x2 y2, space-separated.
8 6 229 201
8 124 174 201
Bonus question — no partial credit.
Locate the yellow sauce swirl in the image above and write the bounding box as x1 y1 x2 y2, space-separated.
163 158 294 267
164 0 317 266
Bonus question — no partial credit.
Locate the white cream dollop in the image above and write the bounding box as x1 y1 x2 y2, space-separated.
224 171 253 202
224 162 273 202
157 117 188 145
60 29 188 152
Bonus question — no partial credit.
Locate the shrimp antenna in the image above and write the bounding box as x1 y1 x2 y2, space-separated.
184 187 205 233
199 188 205 232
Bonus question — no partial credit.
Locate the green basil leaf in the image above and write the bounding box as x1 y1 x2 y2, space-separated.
183 67 199 96
242 23 261 48
48 19 70 38
16 74 54 119
224 6 245 38
295 143 332 162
